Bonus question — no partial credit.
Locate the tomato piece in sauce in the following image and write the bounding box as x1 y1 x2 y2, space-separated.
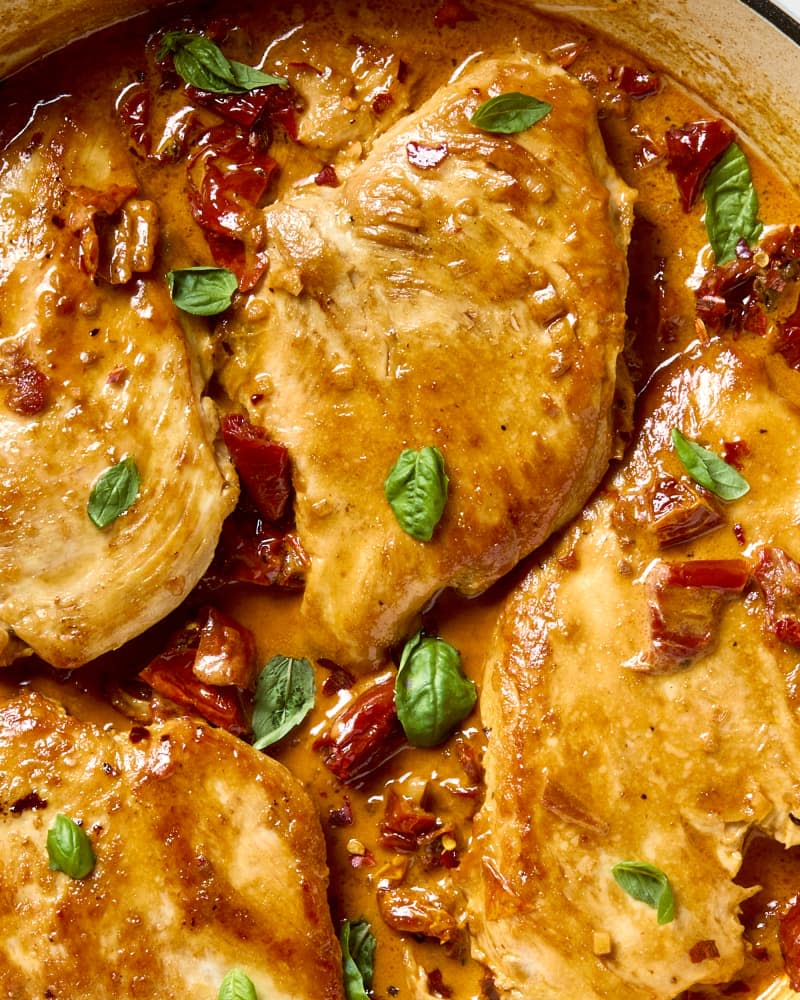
221 413 292 521
665 118 734 211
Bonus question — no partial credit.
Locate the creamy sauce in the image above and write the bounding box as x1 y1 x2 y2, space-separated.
2 1 800 997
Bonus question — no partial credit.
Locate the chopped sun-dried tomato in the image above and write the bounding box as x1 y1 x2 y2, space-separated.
117 84 151 152
612 65 660 99
314 164 340 188
199 502 307 591
315 676 405 785
377 886 459 943
776 299 800 370
187 82 298 135
372 90 395 116
695 225 800 336
665 118 735 212
780 895 800 990
188 124 278 290
379 787 439 852
643 475 724 549
139 608 252 734
753 546 800 646
221 413 292 521
634 558 750 674
193 605 257 687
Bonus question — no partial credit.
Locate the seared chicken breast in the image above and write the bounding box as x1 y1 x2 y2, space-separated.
467 322 800 997
0 112 237 668
0 689 343 999
219 53 634 667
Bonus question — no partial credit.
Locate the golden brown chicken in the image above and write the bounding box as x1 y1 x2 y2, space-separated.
0 110 237 668
219 53 635 668
0 689 343 999
467 291 800 997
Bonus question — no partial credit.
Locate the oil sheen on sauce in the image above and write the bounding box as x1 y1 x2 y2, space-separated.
1 1 799 997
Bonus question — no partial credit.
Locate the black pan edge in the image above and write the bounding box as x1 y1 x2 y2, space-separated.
741 0 800 45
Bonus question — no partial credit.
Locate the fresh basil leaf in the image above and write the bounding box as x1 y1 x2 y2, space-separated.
251 655 315 750
47 814 96 879
384 446 448 542
703 142 762 264
395 632 477 748
671 428 750 501
340 919 376 1000
87 456 140 528
612 860 675 925
159 31 287 94
167 266 238 316
218 969 258 1000
470 92 552 134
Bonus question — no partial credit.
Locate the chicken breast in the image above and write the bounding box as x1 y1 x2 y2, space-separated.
0 688 343 999
0 111 237 668
467 324 800 997
219 53 634 667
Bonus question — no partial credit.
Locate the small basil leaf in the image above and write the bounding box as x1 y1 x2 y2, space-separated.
470 92 552 134
251 655 315 750
87 456 140 528
340 919 376 1000
703 142 763 263
395 632 477 748
612 860 675 925
218 969 258 1000
384 446 448 542
671 428 750 501
159 31 287 94
167 266 238 316
46 814 96 879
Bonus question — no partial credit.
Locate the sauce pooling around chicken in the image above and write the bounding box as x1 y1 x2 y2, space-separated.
1 0 800 997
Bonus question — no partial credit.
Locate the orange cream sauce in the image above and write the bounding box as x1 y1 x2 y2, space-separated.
2 1 800 997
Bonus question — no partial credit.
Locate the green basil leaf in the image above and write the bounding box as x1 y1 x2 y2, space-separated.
87 456 140 528
395 632 477 748
340 919 376 1000
218 969 258 1000
46 814 96 879
703 142 763 263
671 428 750 501
470 92 552 134
384 446 448 542
251 655 315 750
612 860 675 925
167 266 238 316
158 31 287 94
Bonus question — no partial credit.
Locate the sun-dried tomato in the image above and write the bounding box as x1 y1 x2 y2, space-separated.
315 676 405 785
612 65 660 98
139 608 251 734
665 119 735 211
199 503 307 591
695 225 800 336
117 84 151 152
187 82 298 136
379 788 439 852
377 886 459 943
780 895 800 990
635 558 751 673
221 413 292 521
193 605 257 687
753 546 800 646
643 475 724 549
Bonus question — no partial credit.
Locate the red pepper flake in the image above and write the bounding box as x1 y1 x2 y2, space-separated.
314 164 340 187
733 522 747 547
433 0 477 28
328 796 354 827
350 849 376 868
406 141 449 170
379 788 439 852
372 90 395 116
611 65 661 98
106 366 129 385
9 791 48 814
721 439 751 469
665 118 735 211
